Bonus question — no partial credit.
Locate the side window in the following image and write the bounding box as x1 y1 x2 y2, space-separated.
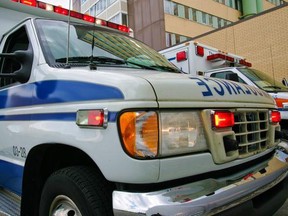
210 71 246 83
0 27 29 88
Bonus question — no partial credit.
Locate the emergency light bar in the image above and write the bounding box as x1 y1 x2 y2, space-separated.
11 0 130 33
207 53 252 67
207 53 235 62
239 59 252 67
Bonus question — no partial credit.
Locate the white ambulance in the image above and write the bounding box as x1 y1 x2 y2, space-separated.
0 0 287 216
159 41 288 122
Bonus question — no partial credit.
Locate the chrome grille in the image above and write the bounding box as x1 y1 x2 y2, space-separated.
233 109 269 158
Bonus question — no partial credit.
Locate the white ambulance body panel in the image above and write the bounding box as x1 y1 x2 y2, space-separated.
0 0 287 215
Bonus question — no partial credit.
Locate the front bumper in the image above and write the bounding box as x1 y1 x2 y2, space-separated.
279 105 288 120
113 147 288 216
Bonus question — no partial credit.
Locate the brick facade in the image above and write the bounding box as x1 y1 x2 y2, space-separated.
193 4 288 83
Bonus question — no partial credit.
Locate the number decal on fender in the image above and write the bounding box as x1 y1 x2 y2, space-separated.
13 146 27 158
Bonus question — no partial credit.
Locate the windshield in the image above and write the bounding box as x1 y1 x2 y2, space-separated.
238 68 288 92
35 19 180 73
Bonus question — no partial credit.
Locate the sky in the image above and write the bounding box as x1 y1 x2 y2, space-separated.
41 0 70 9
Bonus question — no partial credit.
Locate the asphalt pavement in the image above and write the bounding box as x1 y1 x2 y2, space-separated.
274 199 288 216
274 125 288 216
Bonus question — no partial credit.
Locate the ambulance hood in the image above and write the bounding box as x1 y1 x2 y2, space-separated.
48 67 275 108
129 71 275 106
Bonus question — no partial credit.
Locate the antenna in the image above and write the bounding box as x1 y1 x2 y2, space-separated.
64 0 72 69
89 6 97 70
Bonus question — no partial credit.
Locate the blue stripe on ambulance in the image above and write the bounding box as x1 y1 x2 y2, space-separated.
0 80 123 195
168 57 176 61
0 80 124 109
0 160 23 195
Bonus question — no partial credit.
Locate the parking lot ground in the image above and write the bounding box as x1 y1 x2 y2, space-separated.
274 199 288 216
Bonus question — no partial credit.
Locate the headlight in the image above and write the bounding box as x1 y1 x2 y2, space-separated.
160 111 207 157
119 111 159 158
119 110 207 159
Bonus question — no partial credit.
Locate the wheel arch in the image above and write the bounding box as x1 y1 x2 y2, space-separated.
20 143 101 216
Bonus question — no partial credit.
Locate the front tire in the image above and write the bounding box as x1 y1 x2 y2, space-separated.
39 166 113 216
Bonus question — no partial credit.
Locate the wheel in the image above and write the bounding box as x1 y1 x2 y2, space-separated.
39 166 114 216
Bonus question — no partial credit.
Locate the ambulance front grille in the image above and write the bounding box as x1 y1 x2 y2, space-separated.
233 109 269 158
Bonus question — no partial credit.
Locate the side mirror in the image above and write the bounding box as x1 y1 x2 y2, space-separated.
0 46 33 83
225 73 239 82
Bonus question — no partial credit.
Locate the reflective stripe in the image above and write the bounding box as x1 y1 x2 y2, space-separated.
0 111 118 122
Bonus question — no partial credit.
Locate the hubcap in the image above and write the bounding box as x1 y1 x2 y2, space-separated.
50 195 82 216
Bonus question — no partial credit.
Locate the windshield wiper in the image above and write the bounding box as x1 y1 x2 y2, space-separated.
55 56 126 65
55 56 180 72
125 61 179 72
149 65 180 73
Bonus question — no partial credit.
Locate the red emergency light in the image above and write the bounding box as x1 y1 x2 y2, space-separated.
239 59 252 67
20 0 37 7
54 6 69 15
176 51 187 62
207 53 235 62
70 11 83 19
270 110 281 124
96 19 107 26
118 25 130 33
11 0 131 34
88 110 105 126
76 109 108 128
196 46 204 57
212 111 235 129
83 14 95 23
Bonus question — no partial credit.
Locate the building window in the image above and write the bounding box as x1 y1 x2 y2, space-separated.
109 13 121 24
177 4 185 18
196 11 203 23
163 0 232 29
86 0 117 16
212 16 219 28
188 8 196 21
165 32 191 47
122 13 128 26
267 0 282 6
214 0 239 10
108 13 128 25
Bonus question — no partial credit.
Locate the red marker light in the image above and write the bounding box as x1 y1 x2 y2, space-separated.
54 6 69 15
20 0 37 6
176 51 187 62
212 111 235 128
239 59 252 67
70 11 83 19
96 19 107 26
76 109 108 128
270 110 281 124
83 14 95 23
88 110 104 126
118 25 130 33
107 21 118 29
196 46 204 57
207 53 226 61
